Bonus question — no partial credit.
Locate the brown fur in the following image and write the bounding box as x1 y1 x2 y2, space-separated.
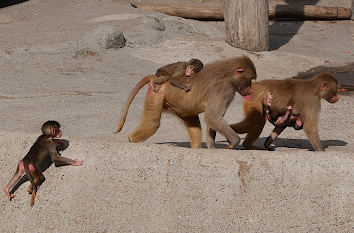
115 56 257 148
4 121 82 207
153 59 203 92
114 75 156 133
230 73 340 151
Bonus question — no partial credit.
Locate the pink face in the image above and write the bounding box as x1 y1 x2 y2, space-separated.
238 86 253 96
55 129 62 138
328 93 340 103
234 67 255 96
51 126 62 138
320 80 341 104
185 65 196 77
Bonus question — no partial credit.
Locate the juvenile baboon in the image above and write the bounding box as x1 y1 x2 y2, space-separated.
4 121 82 207
230 73 340 151
151 58 204 92
115 56 256 149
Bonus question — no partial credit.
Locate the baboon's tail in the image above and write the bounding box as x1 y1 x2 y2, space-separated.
114 75 156 133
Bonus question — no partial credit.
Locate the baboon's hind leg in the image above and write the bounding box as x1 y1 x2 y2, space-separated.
230 109 265 149
128 87 164 142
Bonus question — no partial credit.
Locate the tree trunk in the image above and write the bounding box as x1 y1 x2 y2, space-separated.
223 0 269 51
131 2 351 20
268 4 352 19
352 0 354 20
131 2 223 20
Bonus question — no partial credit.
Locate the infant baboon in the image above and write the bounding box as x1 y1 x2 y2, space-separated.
4 121 82 207
266 93 303 129
150 58 204 92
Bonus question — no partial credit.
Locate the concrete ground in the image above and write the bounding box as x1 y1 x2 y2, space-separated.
0 0 353 232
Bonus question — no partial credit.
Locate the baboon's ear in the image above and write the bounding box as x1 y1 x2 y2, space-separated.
320 81 327 90
234 68 244 75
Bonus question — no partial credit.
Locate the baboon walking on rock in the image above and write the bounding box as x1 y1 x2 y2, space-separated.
115 56 257 149
230 73 340 151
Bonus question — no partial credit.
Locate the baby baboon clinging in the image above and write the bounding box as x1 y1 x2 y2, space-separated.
265 93 303 130
230 73 340 151
115 56 256 149
150 58 204 92
4 121 82 207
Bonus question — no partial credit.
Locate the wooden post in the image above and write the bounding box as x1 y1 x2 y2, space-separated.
223 0 269 51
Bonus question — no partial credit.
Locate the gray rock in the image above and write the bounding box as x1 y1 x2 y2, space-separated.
124 16 166 48
84 25 126 49
140 16 165 31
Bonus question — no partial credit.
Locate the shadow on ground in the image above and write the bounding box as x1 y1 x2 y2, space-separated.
259 137 347 151
269 0 320 50
158 137 347 151
0 0 28 8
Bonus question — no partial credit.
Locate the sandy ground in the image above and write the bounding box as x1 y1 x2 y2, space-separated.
0 0 353 232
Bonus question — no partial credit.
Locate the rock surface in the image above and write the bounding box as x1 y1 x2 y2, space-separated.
0 0 353 232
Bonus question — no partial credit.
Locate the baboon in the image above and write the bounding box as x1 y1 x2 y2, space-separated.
150 58 204 92
229 73 340 151
265 93 303 130
4 121 82 207
115 56 256 149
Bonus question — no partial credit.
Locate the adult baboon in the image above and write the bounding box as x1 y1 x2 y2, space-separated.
229 73 340 151
115 56 257 148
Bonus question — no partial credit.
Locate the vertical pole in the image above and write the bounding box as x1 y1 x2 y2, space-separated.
223 0 269 51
